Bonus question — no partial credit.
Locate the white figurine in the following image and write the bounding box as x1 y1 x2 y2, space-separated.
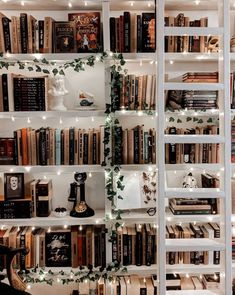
75 90 95 109
48 74 68 111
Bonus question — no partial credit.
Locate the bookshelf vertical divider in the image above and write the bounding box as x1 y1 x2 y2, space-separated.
156 0 166 294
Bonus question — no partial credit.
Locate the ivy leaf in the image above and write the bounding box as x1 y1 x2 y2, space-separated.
43 69 50 74
177 119 182 123
193 117 198 122
52 68 59 76
28 67 34 71
117 195 123 200
0 52 3 57
207 118 213 123
169 117 175 122
186 117 192 122
198 119 203 123
59 69 65 75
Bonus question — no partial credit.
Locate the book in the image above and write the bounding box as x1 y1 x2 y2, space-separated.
142 13 155 52
53 21 76 53
68 12 101 52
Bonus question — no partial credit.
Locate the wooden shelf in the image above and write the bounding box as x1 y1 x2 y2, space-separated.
166 238 225 252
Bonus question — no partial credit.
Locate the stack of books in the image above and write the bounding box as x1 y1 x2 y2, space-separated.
113 125 156 165
165 126 220 164
166 223 220 265
182 90 218 110
114 74 156 111
110 12 156 53
112 224 157 267
0 127 105 166
165 14 208 53
182 72 219 83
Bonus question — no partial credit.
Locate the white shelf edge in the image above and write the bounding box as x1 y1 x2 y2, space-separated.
166 264 221 274
164 135 224 144
166 238 225 252
166 291 219 295
0 210 105 226
165 164 222 171
164 83 224 91
165 110 219 117
164 27 223 36
166 209 221 223
165 188 224 198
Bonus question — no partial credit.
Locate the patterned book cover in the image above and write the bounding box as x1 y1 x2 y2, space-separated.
68 12 100 52
45 230 71 267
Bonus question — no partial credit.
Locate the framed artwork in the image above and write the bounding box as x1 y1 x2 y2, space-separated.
4 173 24 200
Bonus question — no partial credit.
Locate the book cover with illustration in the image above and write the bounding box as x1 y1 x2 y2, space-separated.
45 229 71 267
68 12 100 52
53 21 76 53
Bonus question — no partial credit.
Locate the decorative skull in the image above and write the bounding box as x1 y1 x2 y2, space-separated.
207 36 219 53
182 172 198 188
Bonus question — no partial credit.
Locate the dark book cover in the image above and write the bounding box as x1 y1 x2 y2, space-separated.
68 12 101 53
2 17 11 52
114 126 123 165
142 13 155 52
53 21 76 53
69 128 75 165
13 131 18 165
135 228 143 266
20 13 28 53
193 20 200 52
112 229 118 262
137 15 142 52
39 128 47 165
0 138 15 165
123 12 130 52
123 231 129 266
169 127 176 164
83 133 88 164
93 133 97 164
127 231 132 265
134 126 139 164
38 20 44 53
110 17 116 52
146 230 152 266
2 74 9 111
100 228 106 268
46 230 71 267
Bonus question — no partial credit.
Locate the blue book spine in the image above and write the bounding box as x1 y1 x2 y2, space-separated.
55 129 61 165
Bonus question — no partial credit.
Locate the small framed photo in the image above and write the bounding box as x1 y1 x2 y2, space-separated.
4 173 24 200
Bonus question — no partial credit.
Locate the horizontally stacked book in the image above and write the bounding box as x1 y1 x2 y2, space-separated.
110 12 156 53
0 74 48 112
165 14 211 53
113 74 156 111
0 12 101 53
165 125 220 164
166 222 220 266
0 225 106 269
113 125 156 165
0 127 105 166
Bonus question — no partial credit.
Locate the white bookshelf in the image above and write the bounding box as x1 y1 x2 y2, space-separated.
0 0 233 295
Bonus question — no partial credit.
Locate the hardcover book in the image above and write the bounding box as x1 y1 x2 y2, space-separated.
142 13 155 52
53 21 76 53
45 229 71 267
68 12 100 52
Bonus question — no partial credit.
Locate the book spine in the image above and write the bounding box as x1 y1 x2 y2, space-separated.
2 74 9 111
55 129 61 165
110 17 116 52
137 15 142 53
69 128 75 165
2 17 11 52
83 133 88 164
134 127 139 164
20 14 28 53
112 230 118 262
38 20 44 53
123 233 129 266
135 231 142 266
123 12 130 52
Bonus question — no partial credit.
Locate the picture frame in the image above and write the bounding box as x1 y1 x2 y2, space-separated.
4 173 24 200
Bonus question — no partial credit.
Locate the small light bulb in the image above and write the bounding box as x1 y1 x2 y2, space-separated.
140 60 143 67
10 168 14 172
130 1 134 6
43 175 47 179
27 117 31 124
138 111 143 116
32 226 35 231
42 116 46 120
21 1 24 6
27 285 31 290
79 225 83 231
68 2 72 7
47 227 51 233
64 224 68 229
147 2 151 7
88 172 92 178
84 1 88 6
59 117 63 124
75 117 79 122
96 219 99 224
170 60 174 65
57 171 61 176
11 116 15 122
91 117 94 122
195 0 200 5
186 273 189 278
143 277 146 283
57 278 60 283
149 60 154 65
95 56 100 62
148 166 153 172
5 51 10 58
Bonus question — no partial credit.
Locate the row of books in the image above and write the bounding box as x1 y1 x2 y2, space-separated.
0 127 105 166
165 14 210 53
113 125 156 165
231 120 235 163
0 74 48 112
114 74 156 111
166 222 220 265
0 12 101 53
110 12 155 53
108 274 219 292
165 126 220 164
166 90 218 111
0 225 106 269
112 224 157 267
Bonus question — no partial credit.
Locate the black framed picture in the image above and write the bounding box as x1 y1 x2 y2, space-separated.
4 173 24 200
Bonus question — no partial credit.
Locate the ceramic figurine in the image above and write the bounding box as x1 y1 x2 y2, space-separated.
48 74 68 111
75 90 96 109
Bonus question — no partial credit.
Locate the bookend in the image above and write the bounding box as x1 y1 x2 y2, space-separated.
0 244 31 295
68 172 95 218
